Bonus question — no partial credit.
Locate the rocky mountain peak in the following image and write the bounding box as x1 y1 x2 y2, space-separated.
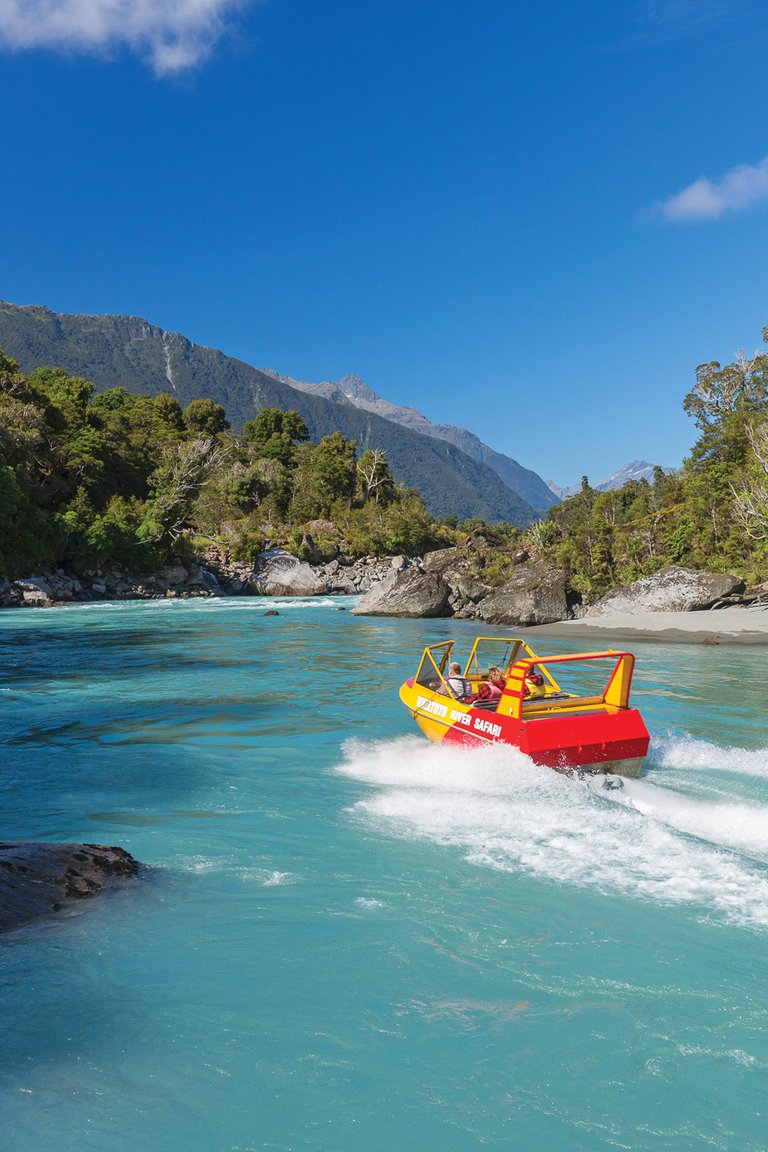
547 459 675 500
337 374 380 403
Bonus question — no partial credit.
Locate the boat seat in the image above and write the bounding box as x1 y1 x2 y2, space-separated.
472 699 499 712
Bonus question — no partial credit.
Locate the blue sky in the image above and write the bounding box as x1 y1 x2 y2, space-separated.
2 0 768 485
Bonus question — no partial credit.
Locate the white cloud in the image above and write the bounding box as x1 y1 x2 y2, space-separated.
658 157 768 222
0 0 254 75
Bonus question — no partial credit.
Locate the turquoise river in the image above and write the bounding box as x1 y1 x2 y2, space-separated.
1 597 767 1151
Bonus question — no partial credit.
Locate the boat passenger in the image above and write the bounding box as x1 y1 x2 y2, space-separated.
471 665 505 710
524 667 547 698
440 661 472 701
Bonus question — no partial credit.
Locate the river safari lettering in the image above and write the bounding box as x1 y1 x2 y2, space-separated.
416 696 501 738
416 695 448 718
473 716 502 738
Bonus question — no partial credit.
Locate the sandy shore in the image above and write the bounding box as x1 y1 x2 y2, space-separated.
530 604 768 646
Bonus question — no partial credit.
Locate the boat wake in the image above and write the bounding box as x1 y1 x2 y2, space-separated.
336 735 768 929
649 733 768 778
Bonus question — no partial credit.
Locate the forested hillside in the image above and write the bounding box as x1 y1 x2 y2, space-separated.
271 369 560 515
0 349 462 578
529 328 768 595
0 302 536 526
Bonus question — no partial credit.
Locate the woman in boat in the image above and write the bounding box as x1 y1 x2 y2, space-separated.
471 666 505 710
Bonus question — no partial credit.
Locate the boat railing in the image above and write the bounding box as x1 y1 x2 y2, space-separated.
412 643 637 721
498 651 636 720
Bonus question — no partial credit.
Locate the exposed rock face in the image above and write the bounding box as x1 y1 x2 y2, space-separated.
314 555 399 594
752 580 768 603
15 576 55 606
0 553 401 607
466 561 569 626
587 566 746 616
422 546 492 615
9 553 745 627
251 549 327 596
159 564 189 587
421 546 462 576
0 843 140 933
352 568 451 618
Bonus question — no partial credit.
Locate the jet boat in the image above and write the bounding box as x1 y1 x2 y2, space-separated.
399 637 649 777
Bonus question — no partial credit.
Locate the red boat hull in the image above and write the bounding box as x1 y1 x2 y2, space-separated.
434 700 649 776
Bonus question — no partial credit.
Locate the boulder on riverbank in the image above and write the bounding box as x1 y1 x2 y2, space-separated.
0 842 140 933
587 566 746 616
352 568 451 618
464 561 569 626
251 548 327 596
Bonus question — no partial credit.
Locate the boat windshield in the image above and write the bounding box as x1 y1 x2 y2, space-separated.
415 641 453 692
464 638 531 680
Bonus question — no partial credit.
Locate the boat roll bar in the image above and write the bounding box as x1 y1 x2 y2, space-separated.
501 651 636 720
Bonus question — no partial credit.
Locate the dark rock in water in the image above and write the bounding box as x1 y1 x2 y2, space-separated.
262 609 280 616
351 568 450 618
0 842 140 933
586 566 746 616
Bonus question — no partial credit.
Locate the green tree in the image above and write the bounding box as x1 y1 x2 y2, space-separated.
152 392 186 433
730 421 768 544
183 398 230 436
242 408 309 465
290 432 357 520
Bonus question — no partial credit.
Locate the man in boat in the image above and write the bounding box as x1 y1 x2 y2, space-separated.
440 661 473 701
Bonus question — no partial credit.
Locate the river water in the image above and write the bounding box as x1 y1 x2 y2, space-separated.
1 598 767 1151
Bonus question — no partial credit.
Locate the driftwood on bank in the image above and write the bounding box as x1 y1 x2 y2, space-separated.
0 842 140 933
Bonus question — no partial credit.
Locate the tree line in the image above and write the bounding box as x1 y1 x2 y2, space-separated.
0 350 453 578
2 325 766 590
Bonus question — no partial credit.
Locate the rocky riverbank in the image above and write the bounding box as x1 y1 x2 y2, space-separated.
351 554 764 626
0 549 400 609
2 539 765 631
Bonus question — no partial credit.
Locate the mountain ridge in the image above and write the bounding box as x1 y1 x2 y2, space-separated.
263 370 559 516
0 300 537 526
